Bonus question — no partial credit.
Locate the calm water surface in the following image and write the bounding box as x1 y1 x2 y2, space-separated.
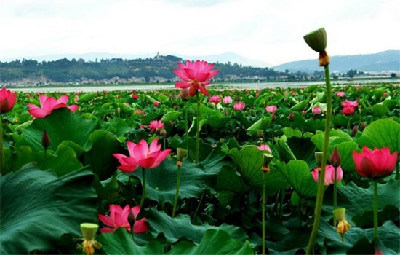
11 79 399 93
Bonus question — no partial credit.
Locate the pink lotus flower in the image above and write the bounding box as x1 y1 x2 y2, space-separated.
98 205 148 234
27 94 78 118
342 106 355 115
313 106 322 115
233 102 245 111
336 92 345 97
113 138 171 172
223 96 232 104
0 87 17 114
208 95 221 104
257 144 272 153
132 94 139 99
311 165 343 186
148 120 164 133
265 105 277 113
98 204 131 233
342 100 359 108
153 101 160 107
353 147 398 178
174 60 219 97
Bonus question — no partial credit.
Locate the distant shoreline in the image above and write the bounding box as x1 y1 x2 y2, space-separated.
8 79 399 93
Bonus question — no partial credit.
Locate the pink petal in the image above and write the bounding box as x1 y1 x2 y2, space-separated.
150 149 171 168
38 94 48 106
98 214 114 227
28 108 50 118
133 218 149 233
27 103 39 110
68 104 79 112
126 141 137 157
198 85 210 96
133 141 148 160
131 205 141 219
149 138 161 154
57 95 69 104
100 227 116 233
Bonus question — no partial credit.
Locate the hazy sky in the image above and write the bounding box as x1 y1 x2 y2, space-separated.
0 0 399 66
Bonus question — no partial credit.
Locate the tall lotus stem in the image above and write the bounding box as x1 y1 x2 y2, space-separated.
304 27 332 255
140 168 146 208
0 116 4 174
172 161 182 217
262 172 266 255
195 92 200 163
185 103 189 152
333 166 338 226
373 181 378 240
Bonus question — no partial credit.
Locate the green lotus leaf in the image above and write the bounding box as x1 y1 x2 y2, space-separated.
356 118 400 153
97 228 164 255
21 108 98 151
147 209 248 245
168 229 253 255
0 167 97 254
229 146 289 194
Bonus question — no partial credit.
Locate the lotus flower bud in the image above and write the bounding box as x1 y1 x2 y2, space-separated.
41 130 50 150
330 148 341 167
80 223 98 240
288 112 295 121
315 152 323 167
177 147 188 161
360 122 366 131
179 88 190 101
160 128 167 138
303 28 327 53
351 125 358 137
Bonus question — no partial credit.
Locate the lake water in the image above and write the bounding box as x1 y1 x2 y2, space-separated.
10 78 399 93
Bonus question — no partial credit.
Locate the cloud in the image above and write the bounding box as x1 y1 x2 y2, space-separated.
0 0 399 66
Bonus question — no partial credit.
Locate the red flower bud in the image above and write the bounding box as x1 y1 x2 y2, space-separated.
289 112 295 121
41 130 50 150
330 147 341 167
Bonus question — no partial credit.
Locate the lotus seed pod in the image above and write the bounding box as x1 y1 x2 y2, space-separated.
315 152 323 167
80 223 98 240
333 208 346 222
177 147 188 161
303 28 327 53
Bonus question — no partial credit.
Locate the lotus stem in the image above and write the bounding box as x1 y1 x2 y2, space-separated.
333 166 338 227
185 103 189 152
373 181 378 240
195 92 200 163
0 116 4 174
140 168 146 208
262 172 266 255
306 63 332 254
172 163 181 217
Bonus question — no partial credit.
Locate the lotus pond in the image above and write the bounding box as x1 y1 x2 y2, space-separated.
0 82 399 255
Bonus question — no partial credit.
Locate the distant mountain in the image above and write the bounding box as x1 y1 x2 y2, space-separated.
273 50 400 73
4 52 270 68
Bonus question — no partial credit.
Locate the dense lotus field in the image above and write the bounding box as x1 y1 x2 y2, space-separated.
0 81 399 255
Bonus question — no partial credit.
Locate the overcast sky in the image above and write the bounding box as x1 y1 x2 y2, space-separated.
0 0 399 66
